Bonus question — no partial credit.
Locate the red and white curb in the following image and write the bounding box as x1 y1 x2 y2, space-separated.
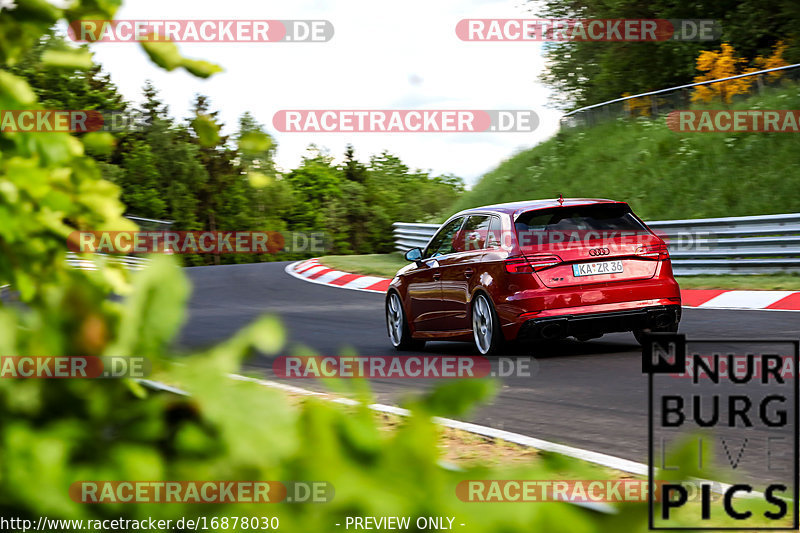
679 289 800 311
287 259 800 311
285 258 391 293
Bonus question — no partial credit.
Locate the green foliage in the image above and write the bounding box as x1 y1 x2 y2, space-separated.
190 114 221 148
238 130 273 155
40 47 93 69
81 131 115 157
450 83 800 221
140 40 222 78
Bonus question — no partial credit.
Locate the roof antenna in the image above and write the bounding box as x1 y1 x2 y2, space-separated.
558 193 564 205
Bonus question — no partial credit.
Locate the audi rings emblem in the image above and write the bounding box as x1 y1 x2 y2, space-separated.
589 247 610 256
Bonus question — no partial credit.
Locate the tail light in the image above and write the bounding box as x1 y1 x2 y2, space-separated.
636 243 669 260
504 254 562 273
504 257 533 273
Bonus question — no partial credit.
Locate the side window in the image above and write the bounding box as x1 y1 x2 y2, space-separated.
485 216 502 248
459 215 492 251
426 217 465 257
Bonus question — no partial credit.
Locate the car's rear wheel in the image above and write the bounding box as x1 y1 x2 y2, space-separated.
386 292 425 351
633 323 679 345
472 293 503 355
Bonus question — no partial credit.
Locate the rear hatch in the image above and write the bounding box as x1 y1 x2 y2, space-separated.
515 203 667 288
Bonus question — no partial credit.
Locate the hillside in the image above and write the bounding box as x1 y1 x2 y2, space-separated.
448 83 800 221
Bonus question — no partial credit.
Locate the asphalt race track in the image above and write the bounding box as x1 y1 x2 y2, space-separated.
180 261 800 485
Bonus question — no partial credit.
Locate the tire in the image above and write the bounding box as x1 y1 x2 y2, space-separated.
386 292 425 351
471 293 504 355
633 322 679 345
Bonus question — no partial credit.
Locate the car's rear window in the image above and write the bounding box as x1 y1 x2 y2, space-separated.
515 204 648 240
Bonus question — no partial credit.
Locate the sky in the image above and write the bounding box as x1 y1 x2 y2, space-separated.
81 0 562 186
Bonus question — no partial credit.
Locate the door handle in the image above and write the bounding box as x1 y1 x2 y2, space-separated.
432 272 442 281
464 268 474 278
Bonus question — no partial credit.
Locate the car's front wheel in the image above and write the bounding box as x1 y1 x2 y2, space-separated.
386 292 425 351
472 293 504 355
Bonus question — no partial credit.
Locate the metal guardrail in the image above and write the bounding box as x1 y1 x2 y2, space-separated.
65 252 152 271
393 213 800 275
392 222 442 251
125 215 174 232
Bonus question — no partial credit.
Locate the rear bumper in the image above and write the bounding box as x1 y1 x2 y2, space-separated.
517 305 681 340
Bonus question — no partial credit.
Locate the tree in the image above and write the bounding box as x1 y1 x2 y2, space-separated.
141 79 167 123
343 143 367 183
284 146 342 233
119 140 168 218
236 111 276 178
235 112 284 234
187 95 260 263
132 84 206 231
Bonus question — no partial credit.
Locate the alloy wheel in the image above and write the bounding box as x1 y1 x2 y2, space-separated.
472 294 494 355
387 292 404 347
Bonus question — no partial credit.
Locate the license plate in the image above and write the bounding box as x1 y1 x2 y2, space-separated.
572 260 624 277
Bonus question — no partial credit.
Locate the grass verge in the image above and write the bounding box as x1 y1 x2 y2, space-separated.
317 253 409 278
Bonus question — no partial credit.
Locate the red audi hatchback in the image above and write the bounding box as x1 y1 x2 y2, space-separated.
386 199 681 354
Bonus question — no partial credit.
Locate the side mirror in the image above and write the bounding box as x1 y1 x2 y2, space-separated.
404 247 423 262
